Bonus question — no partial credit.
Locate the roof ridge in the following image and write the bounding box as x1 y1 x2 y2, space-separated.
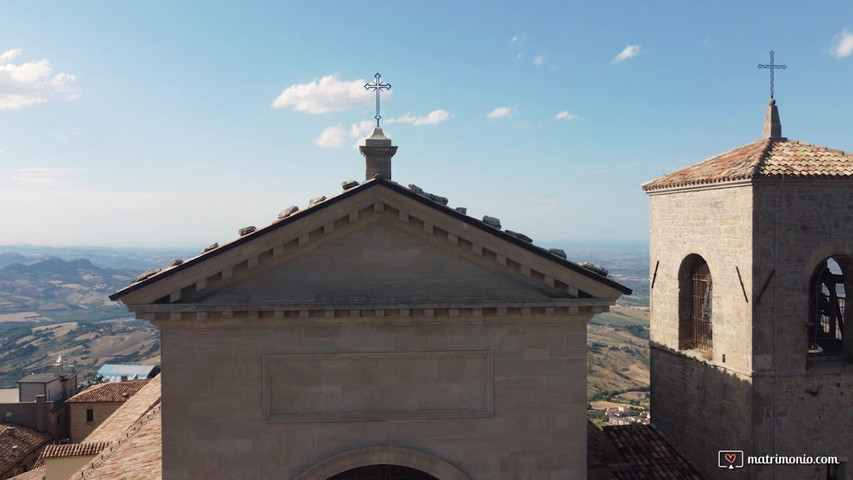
112 177 631 299
749 137 776 176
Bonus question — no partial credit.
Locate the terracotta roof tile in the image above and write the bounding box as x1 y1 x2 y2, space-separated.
0 424 52 477
84 376 160 445
603 423 702 479
44 376 165 480
8 465 44 480
66 380 149 404
74 405 161 480
40 442 108 459
643 138 853 191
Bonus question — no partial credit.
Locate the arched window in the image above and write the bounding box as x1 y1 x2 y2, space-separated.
808 256 849 359
678 254 713 351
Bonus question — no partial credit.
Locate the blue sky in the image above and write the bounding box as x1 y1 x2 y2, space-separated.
0 1 851 248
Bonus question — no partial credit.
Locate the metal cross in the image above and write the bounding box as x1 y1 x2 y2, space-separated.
758 50 786 99
364 73 391 127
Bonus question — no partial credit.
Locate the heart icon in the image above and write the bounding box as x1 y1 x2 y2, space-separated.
725 453 737 464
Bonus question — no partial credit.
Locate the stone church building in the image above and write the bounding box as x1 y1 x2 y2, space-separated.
643 98 853 480
110 126 631 479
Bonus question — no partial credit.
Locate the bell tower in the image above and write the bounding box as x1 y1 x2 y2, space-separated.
643 93 853 479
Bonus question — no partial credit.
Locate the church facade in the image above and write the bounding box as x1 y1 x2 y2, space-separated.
644 99 853 480
111 128 630 479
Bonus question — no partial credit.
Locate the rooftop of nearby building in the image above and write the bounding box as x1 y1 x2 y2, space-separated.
643 99 853 192
0 424 52 478
7 466 44 480
95 364 159 383
587 421 703 479
71 376 161 480
66 380 149 404
17 374 65 384
72 407 161 480
12 376 163 480
39 442 109 459
82 376 160 445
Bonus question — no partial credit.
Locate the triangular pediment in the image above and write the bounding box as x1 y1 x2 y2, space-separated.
184 219 562 305
113 180 628 312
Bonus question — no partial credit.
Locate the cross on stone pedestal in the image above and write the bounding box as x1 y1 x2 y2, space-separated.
758 51 786 99
364 73 391 127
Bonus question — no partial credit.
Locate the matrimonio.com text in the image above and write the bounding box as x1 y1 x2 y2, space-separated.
718 450 840 470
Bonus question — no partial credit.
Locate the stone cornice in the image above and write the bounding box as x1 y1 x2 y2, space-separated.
144 300 610 326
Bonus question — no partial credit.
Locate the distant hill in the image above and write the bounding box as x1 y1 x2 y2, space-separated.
0 320 160 388
0 245 196 271
0 257 137 316
0 252 29 268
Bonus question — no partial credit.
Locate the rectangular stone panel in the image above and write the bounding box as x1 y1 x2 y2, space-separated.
264 351 494 422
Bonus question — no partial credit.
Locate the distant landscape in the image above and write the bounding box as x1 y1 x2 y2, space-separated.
0 243 650 421
0 245 195 387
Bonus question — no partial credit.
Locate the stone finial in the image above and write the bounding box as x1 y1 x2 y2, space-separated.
359 127 398 180
278 206 299 219
763 98 783 139
482 216 502 229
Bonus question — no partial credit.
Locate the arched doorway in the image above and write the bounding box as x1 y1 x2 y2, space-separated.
327 465 439 480
294 447 471 480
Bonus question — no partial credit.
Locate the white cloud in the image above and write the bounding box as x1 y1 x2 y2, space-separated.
12 167 81 187
271 74 379 114
612 45 641 63
350 120 375 141
511 35 527 46
487 107 513 119
830 29 853 58
315 125 348 148
315 120 375 149
555 111 579 121
0 49 22 63
0 49 80 110
387 110 452 126
534 55 545 66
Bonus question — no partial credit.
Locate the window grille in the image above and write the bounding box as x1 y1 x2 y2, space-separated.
689 272 713 350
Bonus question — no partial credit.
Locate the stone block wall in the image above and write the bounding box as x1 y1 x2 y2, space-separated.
68 403 121 443
649 179 853 480
749 179 853 479
648 184 754 373
749 372 853 480
650 345 755 480
157 313 591 480
752 179 853 368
